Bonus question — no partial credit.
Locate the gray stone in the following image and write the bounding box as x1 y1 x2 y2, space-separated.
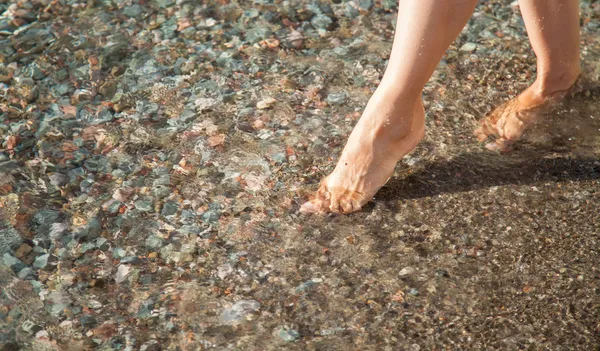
311 14 333 30
34 210 60 228
123 4 143 17
295 278 323 292
33 254 50 269
18 267 34 279
245 27 272 43
47 291 72 316
49 173 67 186
399 267 415 276
136 299 155 319
153 185 170 198
112 247 127 258
120 256 139 264
135 200 154 212
275 327 300 342
155 0 175 8
326 92 347 106
80 314 97 329
0 225 22 255
49 223 68 240
219 300 261 325
145 235 164 249
195 97 219 111
460 42 477 52
0 160 19 173
115 264 131 283
358 0 374 11
217 263 233 279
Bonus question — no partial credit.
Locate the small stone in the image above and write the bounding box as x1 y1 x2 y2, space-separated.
135 200 154 212
21 320 43 335
49 223 68 240
112 247 127 258
49 173 67 186
87 300 103 309
217 263 233 279
161 201 179 216
47 291 72 315
399 267 415 276
295 278 323 292
145 235 164 249
123 4 143 17
18 267 34 279
0 160 19 173
326 92 347 106
120 256 139 264
155 0 174 8
311 14 333 30
80 241 96 253
275 327 300 342
219 300 261 325
358 0 374 11
80 315 97 329
33 254 56 270
14 243 32 260
136 299 155 319
0 226 22 255
408 288 419 296
460 42 477 52
115 264 131 284
195 97 219 111
140 340 161 351
61 274 76 287
435 269 450 278
256 97 277 109
112 187 134 202
153 185 170 198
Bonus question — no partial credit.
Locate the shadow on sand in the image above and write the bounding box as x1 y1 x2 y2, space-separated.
380 80 600 201
380 150 600 201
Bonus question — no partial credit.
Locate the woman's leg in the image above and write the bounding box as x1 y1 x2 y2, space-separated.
475 0 580 150
301 0 479 214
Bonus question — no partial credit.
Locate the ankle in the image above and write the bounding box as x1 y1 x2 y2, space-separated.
368 97 425 143
375 79 423 105
534 64 580 97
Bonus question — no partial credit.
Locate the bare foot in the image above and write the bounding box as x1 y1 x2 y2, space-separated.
474 74 580 151
301 92 425 214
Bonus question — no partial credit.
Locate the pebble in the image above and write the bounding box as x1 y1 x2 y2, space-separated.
275 327 301 342
219 300 261 325
115 264 132 284
399 267 415 276
257 97 277 109
217 263 233 279
326 92 348 105
460 42 478 52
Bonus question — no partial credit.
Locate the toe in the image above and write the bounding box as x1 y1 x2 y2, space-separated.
474 126 490 142
501 112 527 141
300 196 331 214
474 114 500 141
475 100 517 142
340 198 355 214
328 193 343 214
485 138 512 152
300 200 319 214
300 182 332 214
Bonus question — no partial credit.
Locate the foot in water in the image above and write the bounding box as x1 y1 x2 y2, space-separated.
474 71 581 151
300 90 425 214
